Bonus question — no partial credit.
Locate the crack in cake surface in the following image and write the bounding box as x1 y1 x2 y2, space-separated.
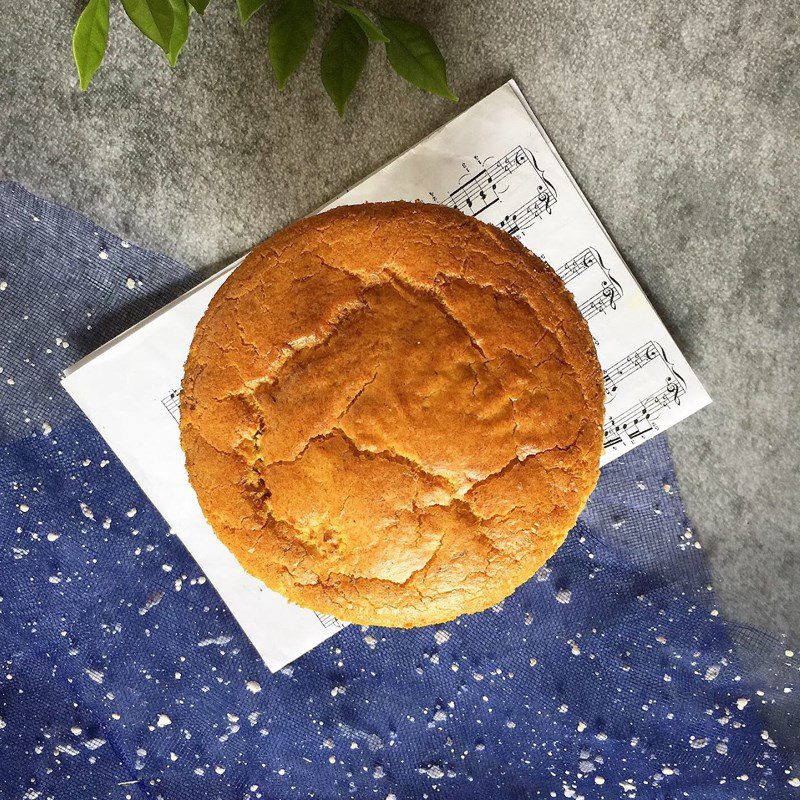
180 202 604 627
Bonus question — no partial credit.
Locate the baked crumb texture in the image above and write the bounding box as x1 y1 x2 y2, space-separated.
180 202 604 627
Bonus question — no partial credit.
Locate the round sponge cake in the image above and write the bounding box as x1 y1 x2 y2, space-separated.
180 202 604 627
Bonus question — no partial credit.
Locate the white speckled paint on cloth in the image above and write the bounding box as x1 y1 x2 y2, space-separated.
0 183 798 797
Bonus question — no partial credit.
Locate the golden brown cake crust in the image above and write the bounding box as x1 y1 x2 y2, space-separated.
180 202 604 627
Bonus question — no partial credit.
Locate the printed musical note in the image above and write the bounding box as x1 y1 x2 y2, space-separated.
446 173 500 216
603 376 687 451
444 146 557 234
161 388 181 424
555 248 601 284
555 247 624 327
579 280 622 321
602 341 685 406
496 185 557 236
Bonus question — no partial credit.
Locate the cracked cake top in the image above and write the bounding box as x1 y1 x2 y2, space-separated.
180 202 604 627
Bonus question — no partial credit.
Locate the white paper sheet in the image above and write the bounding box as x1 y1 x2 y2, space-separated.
62 80 710 671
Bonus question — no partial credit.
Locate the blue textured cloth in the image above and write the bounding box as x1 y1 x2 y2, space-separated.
0 181 797 800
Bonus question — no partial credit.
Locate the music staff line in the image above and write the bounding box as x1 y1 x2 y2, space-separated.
444 145 531 215
579 281 622 322
315 612 347 630
555 247 624 325
161 388 181 424
496 188 556 236
603 341 684 399
555 247 601 284
603 379 686 450
443 145 558 239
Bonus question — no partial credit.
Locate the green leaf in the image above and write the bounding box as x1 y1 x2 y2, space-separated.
378 16 456 101
268 0 316 89
237 0 267 24
120 0 190 66
161 1 190 65
333 1 387 42
72 0 110 90
187 0 210 13
321 14 368 115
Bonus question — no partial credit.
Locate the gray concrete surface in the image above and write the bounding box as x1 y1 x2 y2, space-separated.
1 1 798 637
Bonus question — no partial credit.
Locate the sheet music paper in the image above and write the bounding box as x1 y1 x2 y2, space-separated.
62 80 710 670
